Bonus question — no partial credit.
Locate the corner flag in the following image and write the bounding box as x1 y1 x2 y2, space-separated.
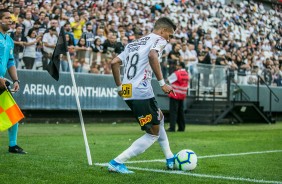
47 27 68 81
0 90 24 131
45 27 93 165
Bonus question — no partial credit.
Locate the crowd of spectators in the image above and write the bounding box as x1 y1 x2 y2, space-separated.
2 0 282 86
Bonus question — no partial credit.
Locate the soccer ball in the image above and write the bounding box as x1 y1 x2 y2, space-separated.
175 149 197 171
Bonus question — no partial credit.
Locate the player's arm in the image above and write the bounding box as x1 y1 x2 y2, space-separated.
148 50 163 81
7 41 20 92
111 56 123 96
148 50 174 95
8 66 19 92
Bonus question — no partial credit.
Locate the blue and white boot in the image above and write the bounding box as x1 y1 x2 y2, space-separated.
166 156 175 170
108 160 134 174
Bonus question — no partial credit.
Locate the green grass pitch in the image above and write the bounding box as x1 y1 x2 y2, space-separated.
0 122 282 184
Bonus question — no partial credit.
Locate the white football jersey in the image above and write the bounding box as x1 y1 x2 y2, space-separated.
118 33 167 100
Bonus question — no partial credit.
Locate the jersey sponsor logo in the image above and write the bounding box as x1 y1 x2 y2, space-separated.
128 46 140 53
152 39 159 48
121 83 132 98
128 37 150 48
138 114 152 126
141 81 147 87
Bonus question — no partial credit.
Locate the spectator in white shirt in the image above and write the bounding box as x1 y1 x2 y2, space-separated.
204 35 213 49
42 27 58 70
22 28 42 69
22 11 34 36
187 44 198 76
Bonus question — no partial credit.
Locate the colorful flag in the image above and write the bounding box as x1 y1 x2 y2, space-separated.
47 27 68 81
0 90 24 131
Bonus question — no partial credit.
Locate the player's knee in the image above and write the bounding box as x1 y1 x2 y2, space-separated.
146 130 159 136
146 125 160 136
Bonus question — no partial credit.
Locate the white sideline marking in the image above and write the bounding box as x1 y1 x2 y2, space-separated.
126 166 282 184
95 150 282 184
198 150 282 159
95 163 282 184
124 150 282 164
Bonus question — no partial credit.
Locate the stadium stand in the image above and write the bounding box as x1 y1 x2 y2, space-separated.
3 0 282 87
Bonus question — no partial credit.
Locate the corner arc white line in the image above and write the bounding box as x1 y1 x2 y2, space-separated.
94 163 282 184
94 150 282 184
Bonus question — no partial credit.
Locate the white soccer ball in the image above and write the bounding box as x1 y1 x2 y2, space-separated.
175 149 197 171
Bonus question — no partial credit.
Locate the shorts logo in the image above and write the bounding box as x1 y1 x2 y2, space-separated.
138 114 152 126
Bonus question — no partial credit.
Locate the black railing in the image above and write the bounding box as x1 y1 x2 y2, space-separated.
229 82 251 102
224 69 250 102
197 73 201 101
190 65 280 124
257 75 279 114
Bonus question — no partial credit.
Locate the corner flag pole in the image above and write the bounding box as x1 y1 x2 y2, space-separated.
66 52 93 166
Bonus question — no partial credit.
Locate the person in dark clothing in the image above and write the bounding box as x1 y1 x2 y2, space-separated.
10 24 25 68
214 52 228 86
17 14 26 36
125 23 135 43
276 39 282 51
81 23 95 47
37 11 48 34
91 37 103 64
114 41 124 54
198 46 211 87
168 43 183 75
188 32 199 49
64 22 75 46
103 33 122 58
91 37 103 53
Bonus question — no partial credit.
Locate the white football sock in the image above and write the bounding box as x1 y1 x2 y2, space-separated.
114 133 159 164
158 116 174 159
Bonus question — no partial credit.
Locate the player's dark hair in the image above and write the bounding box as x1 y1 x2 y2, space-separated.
154 17 176 31
0 9 10 19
